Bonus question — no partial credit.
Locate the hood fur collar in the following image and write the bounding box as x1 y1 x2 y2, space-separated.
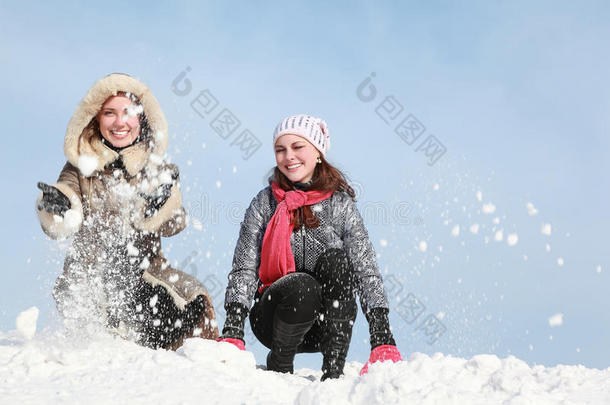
64 73 168 177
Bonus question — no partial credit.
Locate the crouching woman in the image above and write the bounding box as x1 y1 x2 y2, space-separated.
218 114 402 379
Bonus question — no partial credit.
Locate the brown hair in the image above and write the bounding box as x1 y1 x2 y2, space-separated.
272 155 355 230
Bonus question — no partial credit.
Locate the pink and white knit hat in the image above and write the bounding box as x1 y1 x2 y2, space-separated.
273 114 331 156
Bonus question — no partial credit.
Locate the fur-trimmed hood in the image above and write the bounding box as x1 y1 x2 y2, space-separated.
64 73 168 177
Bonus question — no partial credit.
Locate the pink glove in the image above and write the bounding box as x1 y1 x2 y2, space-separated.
360 345 402 375
216 337 246 351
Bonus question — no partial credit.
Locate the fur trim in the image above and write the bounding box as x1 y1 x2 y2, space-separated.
136 183 184 233
36 183 83 240
142 268 214 311
142 271 187 310
121 142 150 177
64 73 168 177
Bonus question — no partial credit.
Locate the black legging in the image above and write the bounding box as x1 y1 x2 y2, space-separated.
249 248 356 353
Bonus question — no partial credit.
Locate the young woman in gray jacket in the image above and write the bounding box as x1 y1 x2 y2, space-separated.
218 114 402 380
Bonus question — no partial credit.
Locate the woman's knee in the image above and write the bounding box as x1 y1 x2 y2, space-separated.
314 249 355 299
269 273 322 323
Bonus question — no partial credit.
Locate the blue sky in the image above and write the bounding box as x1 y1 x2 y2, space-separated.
1 1 609 370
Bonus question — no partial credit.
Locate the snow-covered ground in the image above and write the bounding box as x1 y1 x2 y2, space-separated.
1 308 610 404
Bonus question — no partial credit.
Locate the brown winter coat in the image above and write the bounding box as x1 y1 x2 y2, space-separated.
36 73 218 343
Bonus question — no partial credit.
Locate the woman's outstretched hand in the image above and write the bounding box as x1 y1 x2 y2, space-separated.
359 344 403 375
140 167 179 218
216 337 246 351
140 183 173 218
37 182 71 216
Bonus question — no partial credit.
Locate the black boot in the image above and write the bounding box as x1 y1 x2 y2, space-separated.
320 298 357 381
267 315 315 374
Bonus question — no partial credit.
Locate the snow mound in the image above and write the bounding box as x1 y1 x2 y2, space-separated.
1 322 609 404
15 307 39 340
298 353 610 405
179 337 256 369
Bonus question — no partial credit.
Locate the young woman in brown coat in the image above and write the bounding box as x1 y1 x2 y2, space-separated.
36 73 218 349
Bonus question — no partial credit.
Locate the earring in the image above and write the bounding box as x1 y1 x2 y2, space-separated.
316 156 322 164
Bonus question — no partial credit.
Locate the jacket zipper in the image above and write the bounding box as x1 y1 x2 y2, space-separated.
300 208 305 272
301 226 306 272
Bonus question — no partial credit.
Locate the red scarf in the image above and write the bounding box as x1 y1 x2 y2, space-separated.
258 181 333 292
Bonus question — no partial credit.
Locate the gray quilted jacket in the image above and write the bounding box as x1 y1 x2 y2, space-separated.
224 186 389 315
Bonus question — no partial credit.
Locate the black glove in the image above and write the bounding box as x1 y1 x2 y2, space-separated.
141 183 173 218
140 168 179 218
37 182 71 216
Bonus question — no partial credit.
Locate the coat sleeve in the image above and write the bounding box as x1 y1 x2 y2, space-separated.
223 188 270 311
136 163 186 237
341 196 390 315
36 162 84 240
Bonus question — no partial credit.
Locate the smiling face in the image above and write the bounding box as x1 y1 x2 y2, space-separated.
274 134 320 183
97 95 142 148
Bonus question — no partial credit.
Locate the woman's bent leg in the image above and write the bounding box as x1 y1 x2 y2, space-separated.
311 248 358 380
250 272 322 373
133 267 219 350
